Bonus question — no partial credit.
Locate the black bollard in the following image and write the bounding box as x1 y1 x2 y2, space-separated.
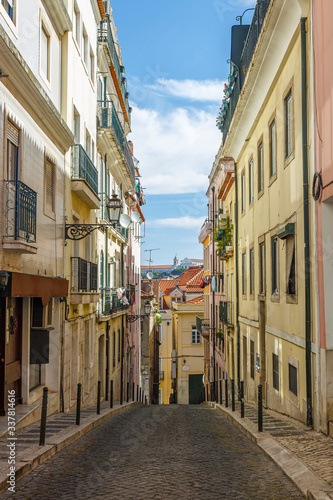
120 381 123 405
39 387 48 446
145 395 147 405
206 385 208 402
240 381 244 418
132 382 135 402
225 379 228 407
142 391 144 403
231 379 235 411
136 385 139 402
139 387 142 403
110 380 113 409
220 379 222 405
258 384 263 432
76 383 81 425
97 380 101 415
127 382 129 403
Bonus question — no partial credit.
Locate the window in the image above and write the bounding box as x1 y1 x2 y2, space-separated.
112 332 116 369
31 297 53 328
249 159 253 204
259 241 265 294
90 47 95 82
192 325 201 344
269 119 276 178
159 323 163 343
242 252 246 295
250 340 255 379
73 106 80 143
271 236 278 294
285 90 293 158
7 121 19 181
117 329 121 363
1 0 15 23
286 235 296 295
241 171 245 213
289 363 298 396
249 247 254 295
73 3 80 46
272 353 279 391
82 25 88 67
258 142 263 193
41 24 50 81
45 158 55 213
85 128 91 157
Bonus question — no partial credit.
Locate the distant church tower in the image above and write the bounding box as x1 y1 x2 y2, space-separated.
173 254 179 267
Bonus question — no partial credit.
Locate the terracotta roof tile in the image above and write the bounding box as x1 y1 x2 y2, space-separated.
185 295 204 305
177 267 203 287
158 278 179 294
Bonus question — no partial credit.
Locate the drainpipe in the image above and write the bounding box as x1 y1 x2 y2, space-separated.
301 18 312 427
234 162 240 399
212 186 216 400
121 242 124 403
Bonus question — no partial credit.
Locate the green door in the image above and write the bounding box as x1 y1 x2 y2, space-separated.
189 374 204 404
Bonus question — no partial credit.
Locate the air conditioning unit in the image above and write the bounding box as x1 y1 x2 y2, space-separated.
103 1 111 17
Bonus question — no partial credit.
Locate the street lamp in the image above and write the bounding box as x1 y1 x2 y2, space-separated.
65 194 123 240
126 300 151 323
0 271 10 289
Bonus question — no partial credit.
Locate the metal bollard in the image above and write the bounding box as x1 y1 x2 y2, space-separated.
76 383 81 425
240 381 244 418
97 380 101 415
127 382 129 403
136 385 139 402
145 395 147 405
139 387 142 403
142 391 144 403
258 384 263 432
39 387 48 446
132 382 135 402
220 379 222 405
110 380 113 409
120 382 123 406
231 379 235 411
225 379 228 407
206 385 208 402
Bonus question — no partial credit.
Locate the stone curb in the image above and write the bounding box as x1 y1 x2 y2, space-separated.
204 402 333 500
0 402 140 496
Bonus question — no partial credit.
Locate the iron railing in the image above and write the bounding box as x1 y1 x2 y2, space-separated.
72 144 98 195
196 316 209 335
5 180 37 242
222 0 271 144
219 301 234 326
97 100 135 184
97 18 131 121
100 287 130 315
71 257 98 293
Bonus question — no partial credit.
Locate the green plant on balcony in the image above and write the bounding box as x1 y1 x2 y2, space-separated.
212 219 233 257
216 328 224 340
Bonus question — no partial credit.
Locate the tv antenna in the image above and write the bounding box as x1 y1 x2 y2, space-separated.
144 248 160 279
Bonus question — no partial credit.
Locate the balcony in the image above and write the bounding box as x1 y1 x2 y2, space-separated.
100 287 130 316
198 218 212 244
159 371 164 381
219 301 234 328
71 257 99 304
3 180 37 253
218 0 271 144
97 18 131 123
196 315 209 340
71 145 100 209
98 100 135 186
215 221 234 260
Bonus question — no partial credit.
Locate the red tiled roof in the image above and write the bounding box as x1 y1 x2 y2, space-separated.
187 268 204 288
177 267 203 287
158 278 179 294
185 295 204 305
141 265 172 270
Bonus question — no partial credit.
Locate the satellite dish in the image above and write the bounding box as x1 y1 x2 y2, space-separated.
119 213 132 228
131 212 141 223
147 271 153 280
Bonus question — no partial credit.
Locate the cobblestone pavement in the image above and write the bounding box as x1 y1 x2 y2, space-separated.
1 405 304 500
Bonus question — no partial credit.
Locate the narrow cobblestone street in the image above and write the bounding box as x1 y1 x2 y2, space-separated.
1 405 304 500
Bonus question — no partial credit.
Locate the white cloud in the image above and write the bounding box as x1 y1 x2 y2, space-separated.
148 78 225 103
130 105 222 195
149 216 206 229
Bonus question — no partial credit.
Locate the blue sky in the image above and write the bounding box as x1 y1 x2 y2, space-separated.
110 0 255 266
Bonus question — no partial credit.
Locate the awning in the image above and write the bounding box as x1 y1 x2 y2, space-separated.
11 273 69 306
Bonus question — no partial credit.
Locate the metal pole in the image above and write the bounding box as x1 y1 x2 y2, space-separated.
139 387 142 403
127 382 129 403
76 383 81 425
136 384 139 402
231 379 235 411
240 381 244 418
206 385 208 402
97 380 101 415
132 382 135 401
39 387 48 446
225 379 228 407
212 186 216 403
145 395 147 405
120 378 123 405
142 391 144 403
258 384 263 432
220 379 222 405
110 380 113 409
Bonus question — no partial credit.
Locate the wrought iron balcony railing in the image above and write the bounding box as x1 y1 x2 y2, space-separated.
219 301 234 327
5 180 37 242
100 287 130 316
72 144 98 195
71 257 98 293
97 100 135 184
159 371 164 381
221 0 271 144
97 18 131 121
196 316 209 336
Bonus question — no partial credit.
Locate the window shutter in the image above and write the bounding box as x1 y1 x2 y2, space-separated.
45 159 54 211
7 121 19 146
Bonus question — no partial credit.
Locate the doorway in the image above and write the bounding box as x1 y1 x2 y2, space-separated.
189 374 204 404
